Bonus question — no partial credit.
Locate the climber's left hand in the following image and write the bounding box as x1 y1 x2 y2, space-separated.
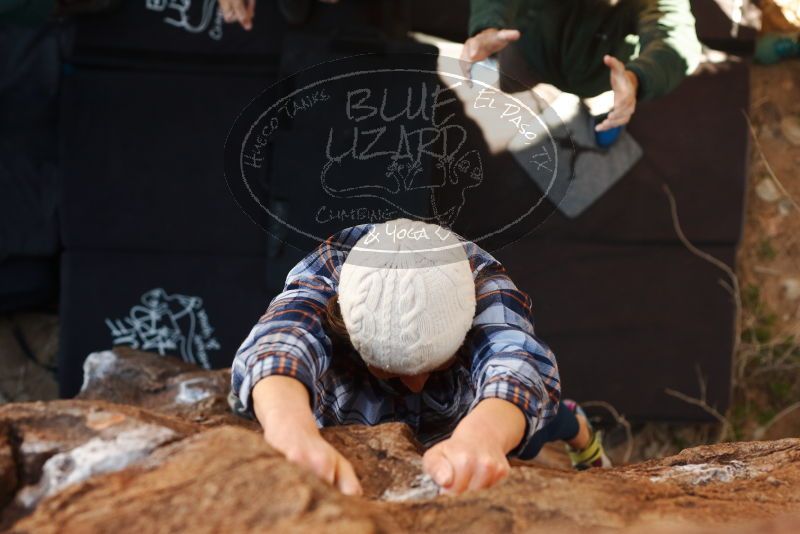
422 398 523 494
423 432 510 494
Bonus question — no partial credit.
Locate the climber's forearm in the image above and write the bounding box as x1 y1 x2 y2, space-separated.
455 398 526 454
252 375 319 439
252 375 363 495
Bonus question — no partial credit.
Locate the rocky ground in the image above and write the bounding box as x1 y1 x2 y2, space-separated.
1 348 799 533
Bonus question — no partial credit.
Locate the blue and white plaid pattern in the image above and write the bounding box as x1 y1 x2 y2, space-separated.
231 224 561 453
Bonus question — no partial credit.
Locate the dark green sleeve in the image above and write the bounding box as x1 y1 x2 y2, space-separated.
625 0 702 101
468 0 522 37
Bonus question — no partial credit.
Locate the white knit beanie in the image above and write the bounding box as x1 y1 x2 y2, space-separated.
338 219 476 376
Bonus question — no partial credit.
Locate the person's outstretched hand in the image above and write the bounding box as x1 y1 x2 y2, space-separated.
595 55 639 132
218 0 256 31
460 28 521 78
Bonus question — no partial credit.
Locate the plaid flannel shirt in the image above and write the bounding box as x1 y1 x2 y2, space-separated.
231 224 560 454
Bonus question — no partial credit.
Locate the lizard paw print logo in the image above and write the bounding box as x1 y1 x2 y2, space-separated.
105 288 220 369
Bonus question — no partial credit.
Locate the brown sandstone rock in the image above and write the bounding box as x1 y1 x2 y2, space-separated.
2 348 800 533
0 399 199 528
322 422 435 501
77 348 254 429
10 425 396 534
2 402 799 533
0 422 17 510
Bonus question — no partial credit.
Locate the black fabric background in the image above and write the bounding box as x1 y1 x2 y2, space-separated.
0 25 62 311
59 69 274 256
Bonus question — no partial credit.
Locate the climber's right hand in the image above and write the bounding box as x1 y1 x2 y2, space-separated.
252 375 363 496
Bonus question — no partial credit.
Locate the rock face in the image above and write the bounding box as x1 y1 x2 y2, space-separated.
1 349 799 533
0 399 200 527
0 422 17 510
77 347 254 429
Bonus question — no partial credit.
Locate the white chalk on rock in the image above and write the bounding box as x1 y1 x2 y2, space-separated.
80 350 120 393
17 424 177 508
649 461 753 486
175 377 215 404
380 473 441 502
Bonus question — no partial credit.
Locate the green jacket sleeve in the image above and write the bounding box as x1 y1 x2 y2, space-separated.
468 0 522 37
625 0 702 101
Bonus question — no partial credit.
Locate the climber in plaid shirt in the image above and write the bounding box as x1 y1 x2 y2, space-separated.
231 219 609 497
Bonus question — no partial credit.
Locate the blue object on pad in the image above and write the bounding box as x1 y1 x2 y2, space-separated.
593 113 623 148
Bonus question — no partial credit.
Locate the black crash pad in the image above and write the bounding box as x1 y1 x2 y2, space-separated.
59 68 274 257
496 237 736 421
